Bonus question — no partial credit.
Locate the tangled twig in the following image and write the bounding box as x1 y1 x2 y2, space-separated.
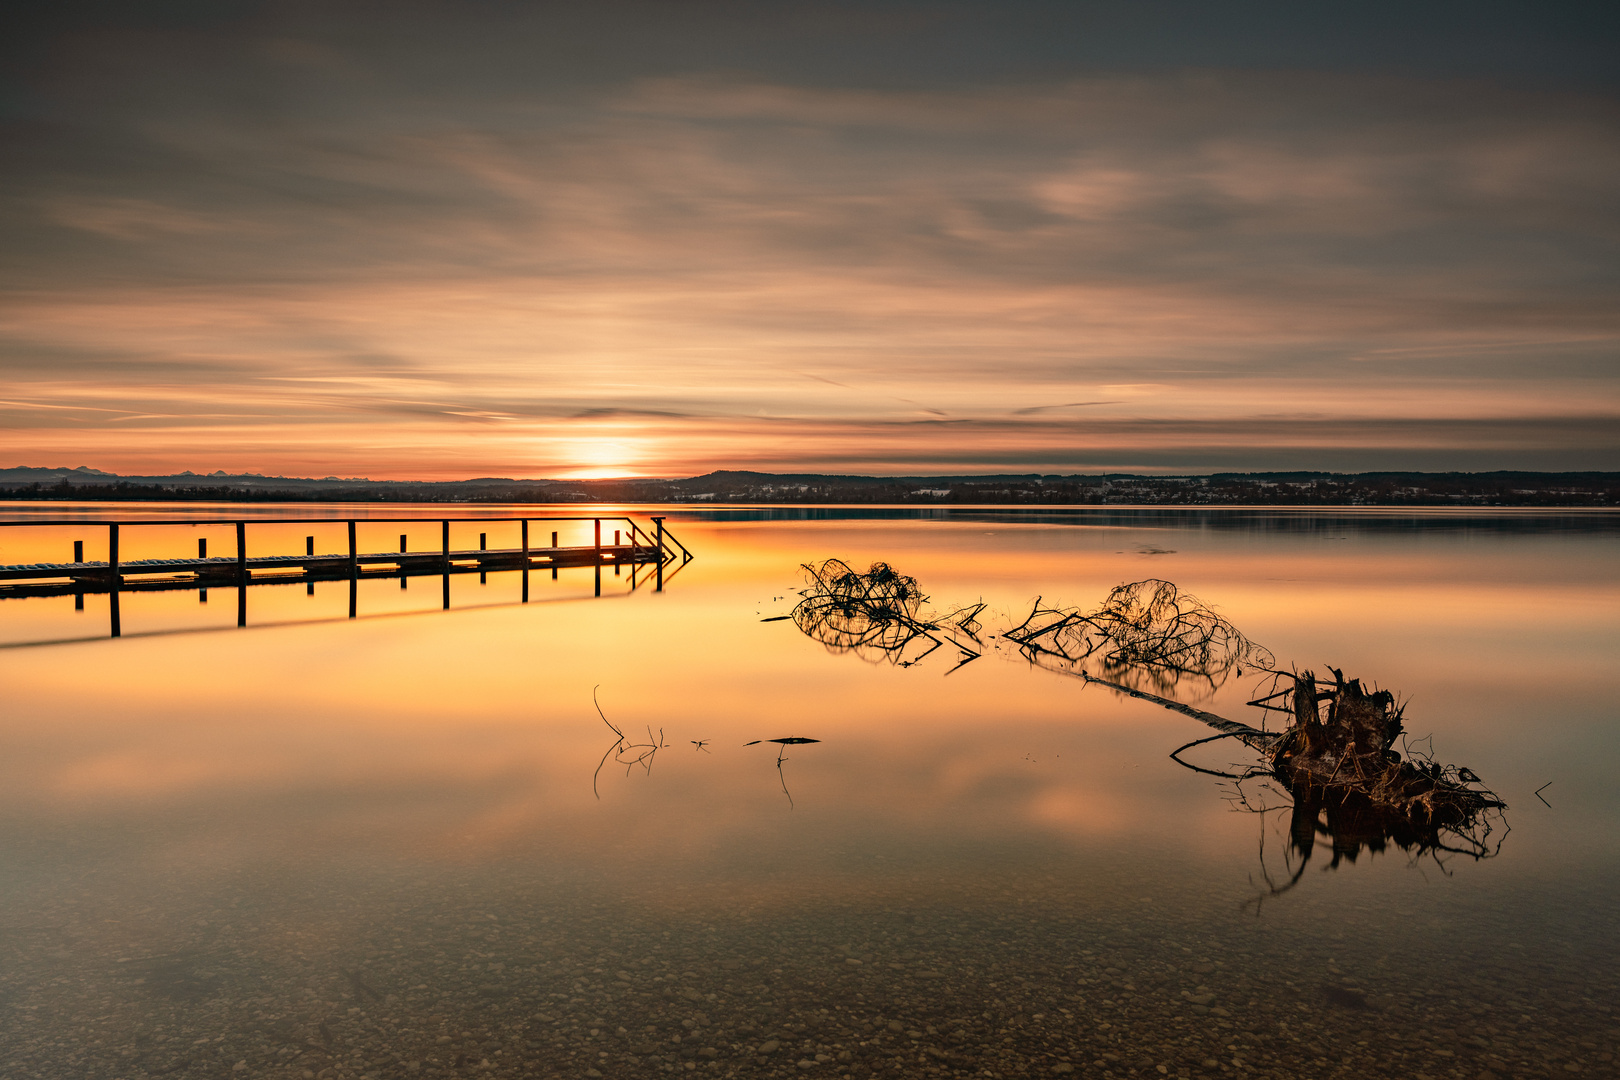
1001 579 1274 695
789 559 983 672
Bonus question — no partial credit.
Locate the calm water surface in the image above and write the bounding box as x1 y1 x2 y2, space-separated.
0 505 1616 1080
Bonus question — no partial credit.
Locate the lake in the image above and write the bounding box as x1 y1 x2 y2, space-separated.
0 504 1616 1080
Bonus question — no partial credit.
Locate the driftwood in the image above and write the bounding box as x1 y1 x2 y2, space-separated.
1264 667 1503 827
1091 667 1507 876
999 580 1503 850
772 562 1508 876
1080 671 1277 750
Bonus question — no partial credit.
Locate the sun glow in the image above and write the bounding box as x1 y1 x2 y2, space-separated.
551 438 647 480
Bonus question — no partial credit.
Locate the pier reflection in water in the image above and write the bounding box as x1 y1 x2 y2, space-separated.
0 512 690 644
0 506 1615 1079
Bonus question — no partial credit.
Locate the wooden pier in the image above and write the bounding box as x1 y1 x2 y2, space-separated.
0 513 692 637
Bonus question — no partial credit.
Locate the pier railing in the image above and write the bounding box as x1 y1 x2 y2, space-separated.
0 513 693 637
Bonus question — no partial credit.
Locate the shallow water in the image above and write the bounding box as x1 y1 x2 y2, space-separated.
0 505 1616 1080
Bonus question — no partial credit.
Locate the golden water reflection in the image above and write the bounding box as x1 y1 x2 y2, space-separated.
1 509 1615 903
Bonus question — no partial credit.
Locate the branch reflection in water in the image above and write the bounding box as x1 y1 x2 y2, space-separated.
590 685 667 800
771 558 1510 901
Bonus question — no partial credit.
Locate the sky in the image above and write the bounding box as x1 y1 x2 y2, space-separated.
2 1 1617 479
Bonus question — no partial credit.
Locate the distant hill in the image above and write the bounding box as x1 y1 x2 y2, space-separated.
0 466 581 502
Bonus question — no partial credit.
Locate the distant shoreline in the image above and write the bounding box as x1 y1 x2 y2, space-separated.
2 468 1615 507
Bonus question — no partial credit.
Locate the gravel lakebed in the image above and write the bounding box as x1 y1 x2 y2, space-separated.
1 868 1614 1080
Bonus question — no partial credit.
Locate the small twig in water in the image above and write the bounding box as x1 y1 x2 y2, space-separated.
746 737 821 809
591 687 666 798
1534 781 1553 808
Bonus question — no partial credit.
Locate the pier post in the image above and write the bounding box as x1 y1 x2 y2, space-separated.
442 520 450 567
348 521 357 573
479 531 487 584
653 516 664 592
109 523 121 635
74 539 83 563
235 523 247 626
199 538 206 559
306 535 314 557
235 520 247 622
594 518 601 597
348 575 357 619
75 590 84 611
551 531 558 548
442 572 450 610
400 534 407 553
521 519 530 602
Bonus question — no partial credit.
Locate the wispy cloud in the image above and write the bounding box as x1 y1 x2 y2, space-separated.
1013 401 1123 415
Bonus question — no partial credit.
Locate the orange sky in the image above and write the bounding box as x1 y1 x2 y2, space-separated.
3 5 1617 478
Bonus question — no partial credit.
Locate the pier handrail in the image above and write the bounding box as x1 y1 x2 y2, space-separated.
657 522 693 563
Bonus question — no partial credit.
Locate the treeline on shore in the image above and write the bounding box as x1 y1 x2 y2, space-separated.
3 470 1617 506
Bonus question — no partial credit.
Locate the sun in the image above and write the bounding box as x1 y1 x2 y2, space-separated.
552 438 646 480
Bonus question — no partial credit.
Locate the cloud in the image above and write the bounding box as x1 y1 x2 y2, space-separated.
1 23 1617 474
